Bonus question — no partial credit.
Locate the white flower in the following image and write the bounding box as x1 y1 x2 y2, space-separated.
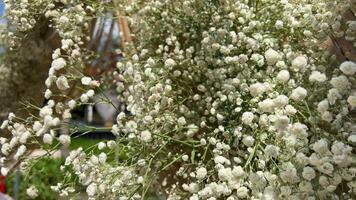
44 89 52 99
51 58 66 70
241 112 254 125
339 61 356 75
39 106 53 117
330 75 350 91
196 167 207 180
317 99 329 113
274 115 289 131
140 130 152 142
290 87 307 101
165 58 176 68
68 100 76 109
43 134 53 144
81 76 92 85
242 135 255 147
258 98 275 113
26 186 39 199
86 183 97 197
14 145 27 160
264 48 281 65
98 152 107 164
291 55 308 70
86 89 95 98
107 140 116 149
275 20 284 29
186 124 199 137
80 94 89 103
347 95 356 108
1 167 9 176
19 131 31 144
58 135 71 146
178 117 187 126
285 105 297 115
302 167 316 181
98 142 106 150
249 82 266 97
236 186 249 198
218 167 232 181
182 155 189 161
348 135 356 143
264 145 280 157
273 95 289 108
309 71 327 82
1 120 9 129
327 88 341 105
56 76 70 90
276 70 290 83
312 139 328 154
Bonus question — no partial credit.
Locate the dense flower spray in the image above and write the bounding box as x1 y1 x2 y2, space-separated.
1 0 356 199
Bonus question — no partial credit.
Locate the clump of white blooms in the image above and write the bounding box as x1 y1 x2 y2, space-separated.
26 186 39 199
1 0 356 199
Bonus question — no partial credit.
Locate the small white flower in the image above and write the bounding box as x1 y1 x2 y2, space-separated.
273 95 289 108
258 98 275 113
276 70 290 83
347 95 356 108
107 140 116 149
291 55 308 70
1 167 9 176
43 134 53 144
249 82 266 97
58 135 71 146
68 100 76 109
98 142 106 150
56 76 70 90
51 58 66 70
86 183 97 197
182 155 189 161
1 120 9 129
218 167 232 181
98 152 107 164
14 145 27 160
330 75 350 91
165 58 176 68
264 48 281 65
309 71 327 82
140 130 152 142
302 167 316 181
275 20 284 29
242 135 255 147
26 186 39 199
177 117 187 126
81 76 92 85
80 94 89 103
317 99 329 113
339 61 356 75
196 167 207 180
44 89 52 99
86 89 95 98
290 87 307 101
186 124 199 137
241 112 254 125
264 145 280 158
312 139 328 154
274 115 289 131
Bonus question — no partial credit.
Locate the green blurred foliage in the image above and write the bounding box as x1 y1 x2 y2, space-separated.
6 158 64 200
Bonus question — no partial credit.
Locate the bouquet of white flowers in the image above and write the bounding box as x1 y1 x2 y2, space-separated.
1 0 355 199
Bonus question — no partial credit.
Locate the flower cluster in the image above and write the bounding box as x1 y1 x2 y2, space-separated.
1 0 356 199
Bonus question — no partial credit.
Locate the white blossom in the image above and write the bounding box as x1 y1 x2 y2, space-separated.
56 76 70 90
339 61 356 75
